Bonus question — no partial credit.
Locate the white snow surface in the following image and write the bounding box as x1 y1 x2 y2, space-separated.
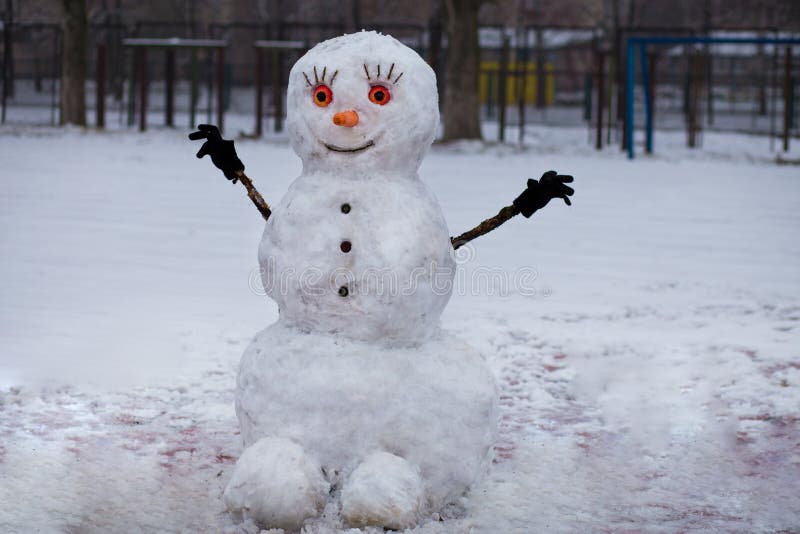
1 122 800 532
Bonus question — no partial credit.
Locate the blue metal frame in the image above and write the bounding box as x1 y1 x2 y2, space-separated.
625 36 800 159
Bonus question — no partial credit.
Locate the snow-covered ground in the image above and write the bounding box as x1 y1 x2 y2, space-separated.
1 123 799 532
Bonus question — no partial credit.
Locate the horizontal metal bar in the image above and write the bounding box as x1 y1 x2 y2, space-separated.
629 36 800 46
253 40 307 49
122 38 227 48
208 21 345 31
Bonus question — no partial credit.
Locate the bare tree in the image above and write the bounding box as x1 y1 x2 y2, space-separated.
60 0 86 126
441 0 483 141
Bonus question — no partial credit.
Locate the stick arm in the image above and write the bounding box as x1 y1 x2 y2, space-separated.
450 170 575 250
450 204 520 250
234 170 272 221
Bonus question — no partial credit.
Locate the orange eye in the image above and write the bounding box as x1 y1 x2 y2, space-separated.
313 85 332 107
368 85 390 105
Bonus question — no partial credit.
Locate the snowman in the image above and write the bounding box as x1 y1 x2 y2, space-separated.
190 31 574 531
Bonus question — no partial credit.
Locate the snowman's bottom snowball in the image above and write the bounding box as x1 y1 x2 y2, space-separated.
234 321 498 524
223 437 329 530
341 451 424 530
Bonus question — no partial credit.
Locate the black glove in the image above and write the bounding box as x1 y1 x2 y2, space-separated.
512 170 574 218
189 124 244 183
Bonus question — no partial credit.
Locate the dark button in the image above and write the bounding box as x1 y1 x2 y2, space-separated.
340 240 352 253
338 286 349 297
341 203 351 214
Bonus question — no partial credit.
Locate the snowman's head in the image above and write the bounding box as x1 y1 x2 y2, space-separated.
286 32 439 176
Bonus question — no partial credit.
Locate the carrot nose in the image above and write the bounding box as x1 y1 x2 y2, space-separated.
333 110 359 127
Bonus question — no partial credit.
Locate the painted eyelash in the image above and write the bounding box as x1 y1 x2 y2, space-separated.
303 66 338 87
363 63 404 84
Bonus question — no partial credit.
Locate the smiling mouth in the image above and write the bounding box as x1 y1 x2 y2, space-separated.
323 140 375 153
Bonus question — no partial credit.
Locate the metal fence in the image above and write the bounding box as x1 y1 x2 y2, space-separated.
625 37 799 156
1 20 797 152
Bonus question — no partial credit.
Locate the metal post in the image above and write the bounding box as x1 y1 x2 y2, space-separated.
647 52 657 128
596 51 605 150
498 36 509 143
1 35 6 124
640 45 652 154
703 0 713 126
770 46 777 152
189 49 197 128
486 71 494 118
682 46 691 118
606 51 614 147
165 48 175 127
518 41 528 144
625 38 635 159
110 14 122 103
126 46 135 127
96 43 106 129
615 26 625 127
728 55 735 114
535 29 545 109
793 67 798 133
50 28 59 125
216 47 224 133
688 52 701 148
205 53 212 124
271 49 283 132
706 50 714 126
255 48 264 137
138 47 147 132
758 40 767 115
784 46 792 152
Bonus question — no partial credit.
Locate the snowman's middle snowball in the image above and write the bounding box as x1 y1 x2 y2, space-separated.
263 31 452 343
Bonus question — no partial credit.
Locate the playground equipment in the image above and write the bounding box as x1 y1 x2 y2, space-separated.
121 38 227 132
625 35 800 159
